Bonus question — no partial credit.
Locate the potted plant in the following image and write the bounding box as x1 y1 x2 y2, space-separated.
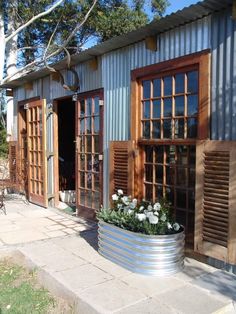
97 189 185 276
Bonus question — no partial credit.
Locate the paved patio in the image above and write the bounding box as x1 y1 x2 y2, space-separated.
0 198 235 314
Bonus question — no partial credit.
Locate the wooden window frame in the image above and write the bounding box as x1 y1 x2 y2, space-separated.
130 50 210 199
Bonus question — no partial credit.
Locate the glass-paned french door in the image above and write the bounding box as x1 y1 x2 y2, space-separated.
76 91 103 214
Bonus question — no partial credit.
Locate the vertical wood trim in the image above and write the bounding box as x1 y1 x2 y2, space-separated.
198 53 210 140
53 100 59 207
42 99 48 207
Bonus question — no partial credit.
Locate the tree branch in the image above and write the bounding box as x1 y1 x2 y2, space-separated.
5 0 64 43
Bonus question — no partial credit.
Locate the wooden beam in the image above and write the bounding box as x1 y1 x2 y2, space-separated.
24 82 33 90
88 57 98 71
145 36 158 51
233 0 236 20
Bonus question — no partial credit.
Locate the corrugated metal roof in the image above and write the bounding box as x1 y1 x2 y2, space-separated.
1 0 232 88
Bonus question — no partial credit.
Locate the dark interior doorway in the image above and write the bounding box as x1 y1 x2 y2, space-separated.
57 98 75 192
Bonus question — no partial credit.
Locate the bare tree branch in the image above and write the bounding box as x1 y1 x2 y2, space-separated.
5 0 64 43
3 0 97 83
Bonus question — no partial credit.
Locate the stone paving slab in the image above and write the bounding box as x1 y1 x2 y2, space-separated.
0 200 235 314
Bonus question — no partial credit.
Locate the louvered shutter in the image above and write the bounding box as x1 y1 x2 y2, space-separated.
195 140 236 264
9 141 17 184
109 141 135 199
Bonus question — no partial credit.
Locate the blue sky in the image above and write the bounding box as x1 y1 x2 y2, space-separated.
165 0 200 15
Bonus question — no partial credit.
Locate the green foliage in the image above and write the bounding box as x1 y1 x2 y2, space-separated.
0 124 8 158
97 190 182 236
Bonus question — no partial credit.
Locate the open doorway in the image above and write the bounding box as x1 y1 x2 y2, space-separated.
57 98 76 210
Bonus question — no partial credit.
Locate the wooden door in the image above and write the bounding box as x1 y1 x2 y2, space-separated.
76 91 103 219
26 99 48 207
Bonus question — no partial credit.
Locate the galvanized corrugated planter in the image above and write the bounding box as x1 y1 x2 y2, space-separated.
98 220 185 276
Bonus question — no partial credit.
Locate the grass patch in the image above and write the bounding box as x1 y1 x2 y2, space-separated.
0 259 73 314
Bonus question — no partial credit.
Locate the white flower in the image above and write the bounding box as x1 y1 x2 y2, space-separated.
153 211 159 216
153 202 161 211
129 202 136 209
118 189 123 195
167 222 172 229
112 194 118 201
160 214 167 222
147 205 153 211
139 206 144 212
123 206 129 213
132 198 137 205
173 223 180 231
122 196 130 205
146 212 154 218
148 215 159 224
135 213 146 221
127 209 134 215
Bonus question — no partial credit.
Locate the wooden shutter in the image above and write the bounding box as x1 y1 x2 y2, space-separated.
109 141 135 198
195 140 236 264
9 141 17 184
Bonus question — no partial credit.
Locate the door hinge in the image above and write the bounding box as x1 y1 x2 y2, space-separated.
99 154 103 161
24 103 29 110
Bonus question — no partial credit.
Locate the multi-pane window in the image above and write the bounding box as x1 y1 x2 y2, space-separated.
141 69 198 140
144 145 195 243
77 96 101 210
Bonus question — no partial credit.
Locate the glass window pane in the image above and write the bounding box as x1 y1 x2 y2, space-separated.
176 210 186 227
176 146 188 165
86 190 92 208
94 172 100 191
80 189 85 205
155 165 163 183
143 80 151 99
163 98 172 117
93 154 99 172
145 146 153 162
153 100 161 118
94 136 99 153
152 121 161 139
163 119 172 138
94 116 99 134
189 168 195 187
87 154 92 170
145 165 153 182
86 136 92 152
176 167 187 186
187 71 198 93
165 186 174 206
176 190 186 209
94 96 100 115
175 73 185 94
175 96 184 116
153 78 161 97
174 119 184 138
189 146 196 166
166 166 175 185
188 190 195 210
143 121 150 138
87 98 92 116
80 119 85 134
187 95 198 116
87 173 92 189
86 118 92 134
80 100 85 117
143 101 150 119
155 146 164 164
145 184 153 201
187 118 197 138
156 185 163 202
164 76 172 96
80 172 85 188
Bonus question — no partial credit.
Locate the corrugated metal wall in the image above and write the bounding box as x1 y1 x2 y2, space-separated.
102 16 211 207
211 9 236 140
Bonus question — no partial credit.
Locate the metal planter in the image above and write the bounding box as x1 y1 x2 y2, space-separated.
98 220 185 276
